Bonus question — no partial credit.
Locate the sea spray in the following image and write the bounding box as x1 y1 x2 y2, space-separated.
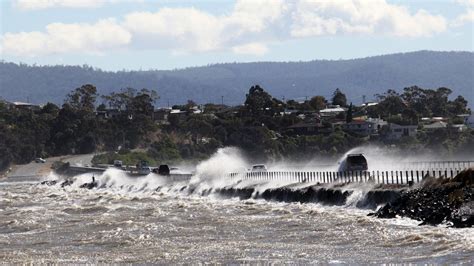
190 147 248 187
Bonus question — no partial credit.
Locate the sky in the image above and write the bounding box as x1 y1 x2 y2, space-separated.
0 0 473 71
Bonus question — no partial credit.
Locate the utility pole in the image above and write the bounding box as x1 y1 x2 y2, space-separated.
221 96 224 106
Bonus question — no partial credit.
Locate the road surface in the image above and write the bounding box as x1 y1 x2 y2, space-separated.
2 154 95 182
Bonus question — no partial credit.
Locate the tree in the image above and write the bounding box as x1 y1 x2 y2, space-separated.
346 102 353 123
309 96 326 111
448 95 470 116
331 88 347 107
65 84 97 113
373 90 407 118
244 85 274 116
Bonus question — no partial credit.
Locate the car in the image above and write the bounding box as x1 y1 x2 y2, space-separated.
338 154 368 172
113 160 123 167
35 158 46 163
251 164 267 172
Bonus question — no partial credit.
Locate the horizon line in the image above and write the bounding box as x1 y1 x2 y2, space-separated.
2 49 472 73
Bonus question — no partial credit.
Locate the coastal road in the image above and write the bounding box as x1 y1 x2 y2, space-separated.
2 154 95 181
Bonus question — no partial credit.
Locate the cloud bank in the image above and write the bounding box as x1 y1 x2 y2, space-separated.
2 0 469 57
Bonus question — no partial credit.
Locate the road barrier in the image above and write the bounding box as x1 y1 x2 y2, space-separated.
227 166 470 185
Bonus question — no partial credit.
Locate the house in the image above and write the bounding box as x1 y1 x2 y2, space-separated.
190 105 202 114
423 121 447 131
385 123 418 140
458 114 474 129
451 124 467 132
281 108 300 116
95 109 121 119
153 107 171 122
288 122 333 135
7 101 41 111
421 117 447 125
468 114 474 129
360 102 378 107
343 118 387 136
319 105 347 117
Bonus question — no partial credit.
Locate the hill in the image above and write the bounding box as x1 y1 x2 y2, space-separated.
1 51 473 107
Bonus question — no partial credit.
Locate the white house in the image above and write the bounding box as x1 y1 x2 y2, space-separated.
386 123 418 140
423 121 447 131
344 118 387 136
319 105 347 117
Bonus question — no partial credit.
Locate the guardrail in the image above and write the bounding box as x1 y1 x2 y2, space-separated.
227 167 469 185
68 166 107 173
394 160 474 170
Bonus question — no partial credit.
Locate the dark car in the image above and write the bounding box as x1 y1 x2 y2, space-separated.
152 165 171 176
338 154 368 172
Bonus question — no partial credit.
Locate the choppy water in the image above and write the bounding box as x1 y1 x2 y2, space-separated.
0 170 473 264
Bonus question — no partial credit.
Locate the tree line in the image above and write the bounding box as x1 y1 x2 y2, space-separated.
0 83 472 171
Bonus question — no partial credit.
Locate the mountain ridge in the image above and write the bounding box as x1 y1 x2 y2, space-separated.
1 50 473 107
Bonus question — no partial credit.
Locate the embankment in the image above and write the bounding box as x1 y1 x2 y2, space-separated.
44 166 473 228
372 168 473 228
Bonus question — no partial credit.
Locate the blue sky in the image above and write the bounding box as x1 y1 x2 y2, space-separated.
1 0 473 71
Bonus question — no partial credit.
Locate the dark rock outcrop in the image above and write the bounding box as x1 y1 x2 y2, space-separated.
372 168 474 228
40 180 57 186
60 179 74 187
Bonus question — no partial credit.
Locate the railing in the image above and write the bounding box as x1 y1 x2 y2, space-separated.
395 160 474 170
227 167 468 185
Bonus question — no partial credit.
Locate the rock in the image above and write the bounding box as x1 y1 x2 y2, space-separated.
451 201 474 228
40 180 57 186
79 182 98 189
372 168 473 227
60 179 73 187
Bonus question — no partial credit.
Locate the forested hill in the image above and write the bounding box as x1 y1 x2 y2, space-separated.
1 50 473 107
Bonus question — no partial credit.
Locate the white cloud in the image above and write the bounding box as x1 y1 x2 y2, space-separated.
1 19 131 56
232 42 268 56
14 0 106 10
290 0 447 38
13 0 142 10
452 9 474 26
123 0 286 53
225 0 287 33
2 0 452 57
124 8 223 52
452 0 474 26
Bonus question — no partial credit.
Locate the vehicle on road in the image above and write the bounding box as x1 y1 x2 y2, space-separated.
135 160 151 175
35 158 46 163
251 164 268 172
338 154 368 172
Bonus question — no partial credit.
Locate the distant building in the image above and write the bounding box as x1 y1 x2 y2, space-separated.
281 108 300 116
95 109 120 119
420 117 447 124
5 101 42 111
190 106 202 114
360 102 378 107
423 121 447 131
153 107 171 122
450 124 467 132
319 105 347 117
457 114 474 129
385 123 418 140
467 114 474 129
287 120 332 135
343 118 387 136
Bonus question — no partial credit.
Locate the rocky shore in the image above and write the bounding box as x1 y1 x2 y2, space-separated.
371 168 473 228
43 167 473 228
